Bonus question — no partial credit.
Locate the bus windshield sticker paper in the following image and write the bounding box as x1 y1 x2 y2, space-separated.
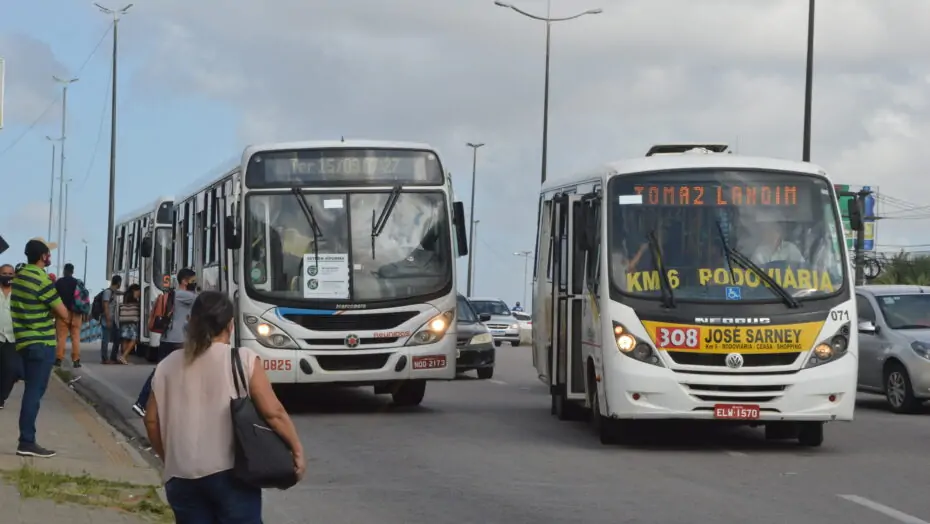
302 253 350 299
617 194 643 205
725 287 741 300
323 199 344 209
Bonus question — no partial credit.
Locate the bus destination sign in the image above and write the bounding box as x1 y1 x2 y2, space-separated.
247 148 444 187
632 184 802 207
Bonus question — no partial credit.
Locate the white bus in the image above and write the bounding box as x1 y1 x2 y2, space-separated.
112 195 174 360
143 140 469 406
533 144 860 447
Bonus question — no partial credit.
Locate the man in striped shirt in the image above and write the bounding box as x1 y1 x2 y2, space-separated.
11 238 69 458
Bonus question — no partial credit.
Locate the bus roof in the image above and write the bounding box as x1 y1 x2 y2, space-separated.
174 156 240 204
242 139 438 159
116 195 174 225
540 153 828 193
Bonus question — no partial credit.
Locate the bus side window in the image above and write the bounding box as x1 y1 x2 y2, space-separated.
585 202 601 296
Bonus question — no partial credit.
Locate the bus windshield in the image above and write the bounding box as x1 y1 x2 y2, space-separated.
245 190 452 303
607 169 847 303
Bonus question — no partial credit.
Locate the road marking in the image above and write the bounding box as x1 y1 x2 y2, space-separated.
725 450 748 457
488 379 508 385
838 495 930 524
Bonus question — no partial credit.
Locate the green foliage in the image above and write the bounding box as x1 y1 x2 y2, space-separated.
872 252 930 286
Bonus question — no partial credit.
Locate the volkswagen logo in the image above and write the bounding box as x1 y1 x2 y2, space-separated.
345 334 360 349
725 353 744 369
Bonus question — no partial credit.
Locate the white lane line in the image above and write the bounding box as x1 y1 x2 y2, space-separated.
725 450 748 457
488 379 508 385
838 494 930 524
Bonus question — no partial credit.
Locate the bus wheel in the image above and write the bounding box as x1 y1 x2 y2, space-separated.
553 391 583 421
797 422 824 447
591 386 620 445
392 380 426 407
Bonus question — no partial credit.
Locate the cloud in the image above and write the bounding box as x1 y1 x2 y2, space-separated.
128 0 930 299
0 34 69 127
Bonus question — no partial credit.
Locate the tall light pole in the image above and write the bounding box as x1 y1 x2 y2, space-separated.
465 142 485 297
494 0 602 185
802 0 815 162
97 2 133 280
44 136 61 241
471 220 480 295
52 76 78 274
63 178 73 264
81 239 89 282
514 250 532 307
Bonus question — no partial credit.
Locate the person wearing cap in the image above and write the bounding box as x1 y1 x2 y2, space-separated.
10 238 70 458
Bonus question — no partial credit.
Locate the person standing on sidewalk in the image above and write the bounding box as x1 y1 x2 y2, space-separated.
11 238 70 458
53 263 85 368
100 275 122 364
0 263 21 409
132 268 197 417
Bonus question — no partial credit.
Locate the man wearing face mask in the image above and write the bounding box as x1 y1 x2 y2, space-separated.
0 263 20 409
11 238 70 458
131 268 197 417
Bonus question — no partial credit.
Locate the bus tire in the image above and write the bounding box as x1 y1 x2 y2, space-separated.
392 380 426 407
591 386 620 445
553 390 583 421
476 367 494 380
797 422 824 447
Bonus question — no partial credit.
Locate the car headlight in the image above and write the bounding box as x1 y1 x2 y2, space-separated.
803 322 849 369
406 309 454 347
243 315 298 349
510 323 519 329
613 321 664 367
911 341 930 360
470 332 493 345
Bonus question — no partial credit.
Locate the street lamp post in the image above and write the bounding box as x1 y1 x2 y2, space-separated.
802 0 815 162
81 240 89 282
471 220 480 295
52 76 77 274
465 142 485 297
97 2 133 280
513 250 532 307
44 136 61 241
493 0 602 185
63 178 73 264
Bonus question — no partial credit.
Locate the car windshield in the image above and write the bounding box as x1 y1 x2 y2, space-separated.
152 227 173 291
469 300 511 316
245 190 452 303
876 294 930 329
457 296 479 323
608 169 846 303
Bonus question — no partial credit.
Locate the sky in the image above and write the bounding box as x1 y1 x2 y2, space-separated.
2 0 930 304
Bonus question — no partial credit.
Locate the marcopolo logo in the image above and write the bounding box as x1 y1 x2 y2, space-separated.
694 317 771 325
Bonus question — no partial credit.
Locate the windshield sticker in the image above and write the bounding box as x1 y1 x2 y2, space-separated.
725 287 741 300
617 194 643 205
883 297 896 305
625 268 835 293
302 253 350 299
323 199 344 209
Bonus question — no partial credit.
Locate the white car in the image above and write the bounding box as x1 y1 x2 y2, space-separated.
512 311 532 345
468 297 521 347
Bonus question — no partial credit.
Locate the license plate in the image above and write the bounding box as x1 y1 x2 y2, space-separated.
713 404 761 420
412 355 447 370
491 330 504 335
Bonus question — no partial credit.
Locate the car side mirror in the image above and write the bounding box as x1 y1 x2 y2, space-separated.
479 313 491 322
858 320 879 335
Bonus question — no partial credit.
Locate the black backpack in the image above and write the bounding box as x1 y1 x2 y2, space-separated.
90 290 106 321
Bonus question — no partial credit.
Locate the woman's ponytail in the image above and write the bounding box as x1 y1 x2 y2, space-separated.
183 291 235 365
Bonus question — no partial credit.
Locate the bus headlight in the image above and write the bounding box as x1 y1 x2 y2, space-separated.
243 315 298 349
613 322 664 367
803 323 849 369
407 309 454 347
470 332 493 345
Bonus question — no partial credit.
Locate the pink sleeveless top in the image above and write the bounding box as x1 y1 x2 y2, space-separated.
151 342 258 482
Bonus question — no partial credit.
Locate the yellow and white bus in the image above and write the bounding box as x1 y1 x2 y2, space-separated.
532 144 860 446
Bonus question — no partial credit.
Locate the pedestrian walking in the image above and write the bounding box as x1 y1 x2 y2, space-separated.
132 268 197 416
117 283 141 364
100 276 122 364
144 291 304 522
11 238 70 458
53 263 88 368
0 263 21 409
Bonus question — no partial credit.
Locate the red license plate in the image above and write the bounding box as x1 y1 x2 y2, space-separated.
713 404 760 420
412 355 447 370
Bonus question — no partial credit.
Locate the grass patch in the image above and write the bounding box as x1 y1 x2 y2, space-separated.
53 367 73 382
2 467 172 523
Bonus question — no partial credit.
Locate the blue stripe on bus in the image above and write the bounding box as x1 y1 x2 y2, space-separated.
274 307 339 318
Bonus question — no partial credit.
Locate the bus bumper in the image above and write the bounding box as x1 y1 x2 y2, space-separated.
602 353 857 422
241 338 458 384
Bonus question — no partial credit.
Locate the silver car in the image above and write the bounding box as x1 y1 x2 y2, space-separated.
468 297 521 347
856 285 930 413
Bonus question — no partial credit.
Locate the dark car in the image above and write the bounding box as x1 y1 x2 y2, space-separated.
456 294 495 379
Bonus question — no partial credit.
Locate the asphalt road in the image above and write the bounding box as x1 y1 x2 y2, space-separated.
66 343 930 524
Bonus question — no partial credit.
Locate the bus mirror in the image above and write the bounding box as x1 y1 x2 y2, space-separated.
224 216 242 249
453 201 469 257
140 235 153 258
847 198 863 231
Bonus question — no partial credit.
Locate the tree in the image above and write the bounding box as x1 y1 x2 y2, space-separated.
872 251 930 286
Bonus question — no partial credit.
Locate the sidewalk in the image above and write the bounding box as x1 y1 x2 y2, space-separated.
0 369 170 523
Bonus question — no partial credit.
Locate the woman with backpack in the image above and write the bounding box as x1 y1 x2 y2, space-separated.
117 284 141 365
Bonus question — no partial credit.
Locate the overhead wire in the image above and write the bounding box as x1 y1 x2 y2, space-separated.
76 53 113 191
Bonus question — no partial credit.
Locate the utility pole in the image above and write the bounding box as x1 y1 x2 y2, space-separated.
63 179 72 264
471 220 480 295
97 2 133 280
44 137 60 241
82 240 89 282
802 0 815 162
513 250 532 307
854 189 870 286
465 142 485 296
52 76 78 274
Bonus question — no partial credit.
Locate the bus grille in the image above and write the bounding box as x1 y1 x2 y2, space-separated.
315 353 391 371
666 352 801 368
283 311 418 331
683 383 788 403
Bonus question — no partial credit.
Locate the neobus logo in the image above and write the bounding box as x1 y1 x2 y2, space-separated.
694 317 771 325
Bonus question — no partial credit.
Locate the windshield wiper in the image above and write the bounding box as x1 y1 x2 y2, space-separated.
291 187 323 270
370 185 402 259
716 238 800 309
646 230 676 308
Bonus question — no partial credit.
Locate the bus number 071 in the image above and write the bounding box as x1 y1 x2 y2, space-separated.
656 327 700 349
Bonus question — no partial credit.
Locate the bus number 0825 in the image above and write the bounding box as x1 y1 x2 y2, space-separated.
263 359 292 371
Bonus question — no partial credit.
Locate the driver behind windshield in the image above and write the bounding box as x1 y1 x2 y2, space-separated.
752 221 805 266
